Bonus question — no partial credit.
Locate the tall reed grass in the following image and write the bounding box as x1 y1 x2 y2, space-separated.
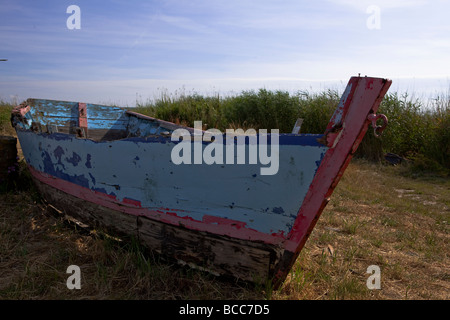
0 100 13 135
135 88 449 174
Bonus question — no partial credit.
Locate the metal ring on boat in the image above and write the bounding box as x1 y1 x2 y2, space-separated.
367 113 388 137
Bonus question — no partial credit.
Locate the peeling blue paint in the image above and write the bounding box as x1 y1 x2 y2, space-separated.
53 146 64 161
66 152 82 166
47 132 74 141
85 154 92 168
93 187 107 193
123 136 168 144
42 150 89 189
272 207 285 214
89 172 96 185
314 150 326 175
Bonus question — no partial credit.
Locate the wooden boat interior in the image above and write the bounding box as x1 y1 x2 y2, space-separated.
18 98 192 141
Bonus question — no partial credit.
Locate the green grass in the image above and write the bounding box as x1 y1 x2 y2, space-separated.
134 88 449 175
0 100 14 135
135 88 340 134
275 160 449 300
375 91 450 173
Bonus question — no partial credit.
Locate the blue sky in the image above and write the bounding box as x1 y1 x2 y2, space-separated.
1 0 449 106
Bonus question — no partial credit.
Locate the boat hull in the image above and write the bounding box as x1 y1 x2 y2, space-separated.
17 129 327 244
12 76 392 287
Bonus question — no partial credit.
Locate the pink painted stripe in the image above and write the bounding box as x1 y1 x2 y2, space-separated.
12 104 30 117
28 165 286 245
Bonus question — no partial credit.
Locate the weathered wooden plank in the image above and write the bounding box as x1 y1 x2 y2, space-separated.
33 175 282 282
29 99 79 127
87 128 128 141
126 110 194 133
138 217 278 281
26 99 130 132
291 118 303 134
34 177 138 236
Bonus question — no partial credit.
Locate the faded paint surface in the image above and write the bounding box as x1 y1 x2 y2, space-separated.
17 129 327 240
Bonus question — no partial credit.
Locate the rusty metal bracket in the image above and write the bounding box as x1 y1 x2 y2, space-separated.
367 113 388 137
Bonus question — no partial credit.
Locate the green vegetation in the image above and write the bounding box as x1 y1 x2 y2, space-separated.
134 88 449 175
376 92 450 174
134 89 340 133
0 100 13 135
3 87 449 174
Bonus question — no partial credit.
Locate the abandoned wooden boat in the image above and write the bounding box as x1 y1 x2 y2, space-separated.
11 76 391 288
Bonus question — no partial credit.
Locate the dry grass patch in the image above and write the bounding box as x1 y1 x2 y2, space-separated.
0 158 448 300
274 160 449 300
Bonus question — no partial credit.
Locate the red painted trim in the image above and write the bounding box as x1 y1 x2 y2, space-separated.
122 197 142 207
18 105 31 117
28 165 286 245
78 102 88 128
285 77 391 253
